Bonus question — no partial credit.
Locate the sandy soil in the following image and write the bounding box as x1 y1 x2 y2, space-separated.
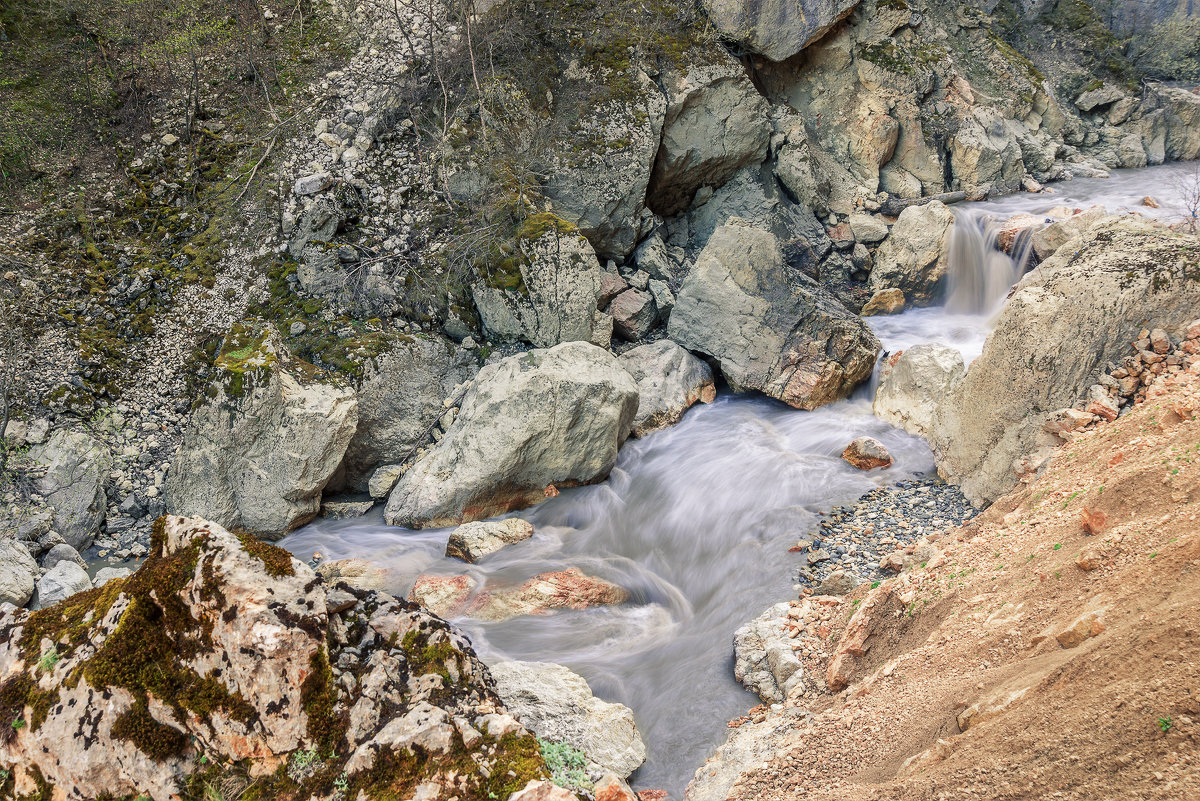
711 368 1200 801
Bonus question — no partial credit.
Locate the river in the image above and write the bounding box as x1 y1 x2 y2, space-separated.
280 161 1197 797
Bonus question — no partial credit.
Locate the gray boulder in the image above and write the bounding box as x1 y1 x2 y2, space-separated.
618 340 716 436
93 567 132 587
445 518 535 563
685 166 831 259
932 217 1200 505
873 344 967 438
668 221 879 410
868 200 956 307
29 430 112 550
1031 206 1108 261
166 326 358 539
472 215 610 348
701 0 860 62
337 335 477 491
384 342 639 529
647 59 771 217
545 68 667 261
734 602 804 704
608 289 657 341
36 560 92 607
0 539 37 607
489 661 647 779
42 543 87 571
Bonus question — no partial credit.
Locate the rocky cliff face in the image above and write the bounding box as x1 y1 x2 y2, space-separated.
0 515 561 801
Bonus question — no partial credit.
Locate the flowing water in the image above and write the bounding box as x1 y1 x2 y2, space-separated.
281 161 1193 797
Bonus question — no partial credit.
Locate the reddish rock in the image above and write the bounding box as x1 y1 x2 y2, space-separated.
826 585 893 691
1081 506 1107 535
996 213 1042 253
638 791 668 801
1142 196 1160 208
1086 398 1119 422
466 567 629 622
861 288 906 316
1076 549 1103 571
595 775 638 801
598 273 629 309
842 436 894 470
827 222 855 249
1056 609 1107 648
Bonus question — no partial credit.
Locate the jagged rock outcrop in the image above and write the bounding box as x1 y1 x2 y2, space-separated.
0 516 557 800
490 661 648 779
545 68 668 261
618 340 716 436
931 217 1200 505
873 343 967 438
28 430 112 550
472 215 611 348
668 221 879 409
701 0 861 62
647 58 772 217
868 200 956 307
734 602 805 703
165 326 358 540
336 334 477 491
384 342 639 528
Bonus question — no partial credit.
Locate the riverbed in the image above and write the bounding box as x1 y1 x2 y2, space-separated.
280 161 1195 797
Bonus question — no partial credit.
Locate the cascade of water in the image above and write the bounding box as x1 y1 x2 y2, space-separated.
944 209 1034 315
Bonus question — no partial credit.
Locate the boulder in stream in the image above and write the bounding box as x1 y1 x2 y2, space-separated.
490 660 648 779
668 221 879 410
841 437 893 470
445 518 535 563
873 344 967 439
618 340 716 436
867 200 956 308
409 568 629 622
734 602 805 704
384 341 639 529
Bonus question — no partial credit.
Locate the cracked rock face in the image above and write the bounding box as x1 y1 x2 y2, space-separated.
701 0 861 62
668 221 879 410
0 515 556 800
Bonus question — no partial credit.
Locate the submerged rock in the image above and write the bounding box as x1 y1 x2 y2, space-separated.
618 340 716 436
446 518 535 563
410 569 629 622
490 660 648 778
669 221 879 410
0 516 551 800
166 326 358 539
384 341 638 529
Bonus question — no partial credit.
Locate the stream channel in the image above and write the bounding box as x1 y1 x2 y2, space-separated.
280 162 1198 797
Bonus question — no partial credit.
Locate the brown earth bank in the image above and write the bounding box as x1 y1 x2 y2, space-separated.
699 368 1200 801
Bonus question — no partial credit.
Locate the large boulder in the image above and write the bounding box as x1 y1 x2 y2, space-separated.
1031 206 1108 260
29 430 112 550
1154 85 1200 161
0 515 550 800
544 68 667 261
867 200 956 307
490 661 648 779
873 344 967 438
646 59 772 217
165 326 358 540
472 214 610 348
931 217 1200 505
668 221 879 410
618 340 716 436
949 108 1025 193
700 0 861 62
0 538 37 607
384 342 639 528
336 334 477 491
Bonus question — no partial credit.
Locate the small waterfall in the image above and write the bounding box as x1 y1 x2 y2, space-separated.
944 209 1036 315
